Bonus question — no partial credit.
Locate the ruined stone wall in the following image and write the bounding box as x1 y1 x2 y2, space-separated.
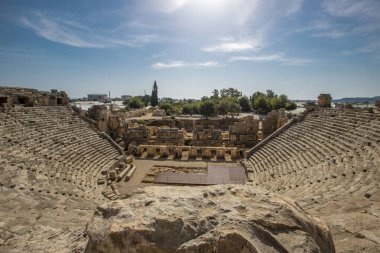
152 109 166 116
126 117 240 132
108 115 120 130
121 112 288 151
87 105 109 132
262 111 277 136
318 93 332 107
192 125 223 146
106 115 125 140
191 118 240 131
155 127 184 145
0 86 69 107
277 108 287 128
262 109 288 137
133 144 240 160
144 118 181 128
124 124 150 146
124 108 150 118
229 115 259 148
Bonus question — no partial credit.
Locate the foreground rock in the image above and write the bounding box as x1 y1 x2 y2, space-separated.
86 185 335 253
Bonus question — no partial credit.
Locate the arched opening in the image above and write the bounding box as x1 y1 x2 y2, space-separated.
18 96 27 104
57 98 63 105
0 96 8 105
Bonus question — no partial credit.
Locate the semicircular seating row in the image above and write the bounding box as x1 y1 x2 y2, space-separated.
242 109 380 252
0 106 120 252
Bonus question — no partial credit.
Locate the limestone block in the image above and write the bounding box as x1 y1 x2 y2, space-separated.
188 148 197 158
147 147 155 157
231 149 238 159
160 147 169 157
86 185 335 253
217 149 225 158
202 148 211 158
125 156 134 164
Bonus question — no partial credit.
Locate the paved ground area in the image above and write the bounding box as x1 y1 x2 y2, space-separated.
116 159 243 194
155 163 246 185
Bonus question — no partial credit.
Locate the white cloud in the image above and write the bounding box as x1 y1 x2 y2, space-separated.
198 1 304 54
112 19 159 32
291 18 348 40
152 61 220 69
291 19 332 34
203 39 261 53
20 13 161 48
232 0 261 26
312 31 346 39
152 61 186 69
231 0 303 26
147 0 188 13
323 0 380 20
20 16 106 48
110 34 162 47
229 53 313 66
230 54 283 62
283 58 315 66
196 61 220 67
284 0 304 16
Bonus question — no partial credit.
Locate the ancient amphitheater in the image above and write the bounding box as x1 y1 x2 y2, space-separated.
0 87 379 253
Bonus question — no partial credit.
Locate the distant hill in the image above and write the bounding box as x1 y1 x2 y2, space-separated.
333 96 380 104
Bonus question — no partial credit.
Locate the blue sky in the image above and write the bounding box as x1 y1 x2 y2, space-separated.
0 0 379 99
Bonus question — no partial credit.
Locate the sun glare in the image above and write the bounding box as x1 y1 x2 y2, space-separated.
192 0 227 11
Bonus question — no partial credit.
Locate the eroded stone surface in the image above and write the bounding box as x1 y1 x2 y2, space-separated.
86 185 335 253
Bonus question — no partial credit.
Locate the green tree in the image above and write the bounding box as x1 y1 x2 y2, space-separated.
126 97 145 109
285 102 297 110
191 102 200 114
182 103 199 115
182 104 192 115
270 96 280 110
277 94 288 109
159 102 174 115
160 97 174 104
211 89 219 100
250 90 295 113
201 96 209 102
151 80 158 106
228 100 241 116
217 99 229 117
266 89 275 98
250 91 263 108
199 100 216 118
220 88 242 98
253 95 271 113
217 98 241 116
239 96 251 112
140 94 151 106
172 104 183 115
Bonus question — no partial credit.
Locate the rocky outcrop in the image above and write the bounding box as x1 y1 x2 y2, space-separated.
85 185 335 253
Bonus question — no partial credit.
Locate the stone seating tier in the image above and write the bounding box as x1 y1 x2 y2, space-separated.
242 109 380 252
0 106 121 252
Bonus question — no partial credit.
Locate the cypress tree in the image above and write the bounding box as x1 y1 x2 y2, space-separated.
151 80 158 106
